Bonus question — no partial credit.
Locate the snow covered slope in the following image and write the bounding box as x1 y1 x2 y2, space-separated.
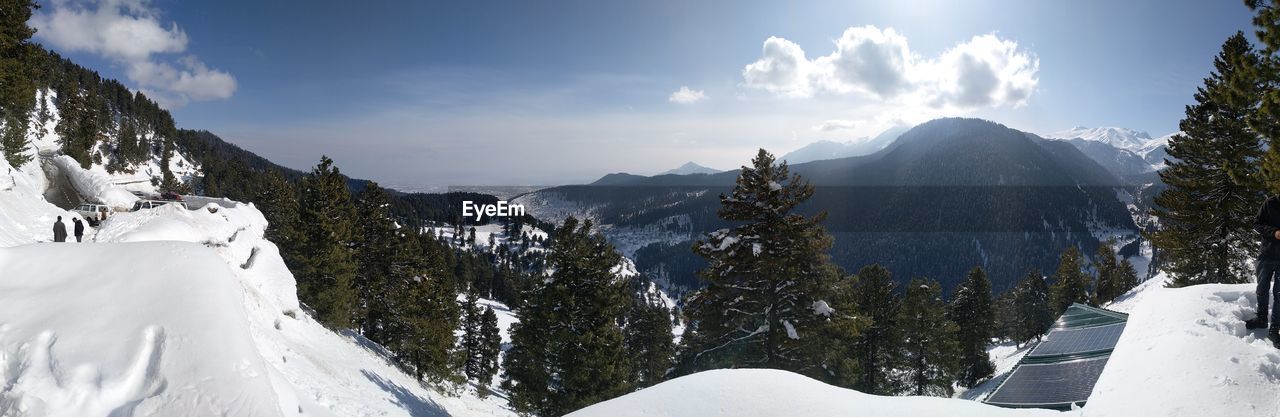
0 155 514 416
1044 127 1159 153
565 369 1060 417
1083 282 1280 417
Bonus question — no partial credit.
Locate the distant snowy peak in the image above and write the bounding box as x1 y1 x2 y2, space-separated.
1044 126 1160 153
658 162 721 176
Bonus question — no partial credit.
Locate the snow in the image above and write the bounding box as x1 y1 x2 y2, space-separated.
0 242 287 416
811 300 834 317
0 157 80 246
1043 126 1159 153
782 320 799 340
565 369 1060 417
1083 283 1280 417
0 158 515 416
48 155 138 210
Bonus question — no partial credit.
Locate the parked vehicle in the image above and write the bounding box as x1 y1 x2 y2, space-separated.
71 203 113 226
160 191 183 201
131 200 189 211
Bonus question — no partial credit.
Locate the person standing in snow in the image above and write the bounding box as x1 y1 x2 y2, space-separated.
1250 197 1280 348
52 216 67 242
73 218 84 243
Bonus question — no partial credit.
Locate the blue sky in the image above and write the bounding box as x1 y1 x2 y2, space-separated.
30 0 1256 187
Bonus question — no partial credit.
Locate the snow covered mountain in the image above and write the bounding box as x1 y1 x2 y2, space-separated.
780 124 911 164
657 162 721 176
1044 126 1159 153
1043 127 1174 172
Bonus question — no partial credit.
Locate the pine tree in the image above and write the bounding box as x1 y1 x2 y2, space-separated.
897 278 960 397
1010 270 1053 347
1093 240 1121 304
257 170 302 265
297 156 360 329
948 266 995 388
0 0 37 168
1245 1 1280 193
477 306 502 389
389 230 461 385
502 216 632 417
1049 246 1092 315
460 292 485 382
848 264 901 394
677 149 848 379
354 182 401 342
623 290 675 389
1150 32 1265 287
1116 258 1139 297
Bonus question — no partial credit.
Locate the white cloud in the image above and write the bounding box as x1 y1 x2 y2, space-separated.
668 86 707 104
30 0 236 106
742 26 1038 109
742 36 816 98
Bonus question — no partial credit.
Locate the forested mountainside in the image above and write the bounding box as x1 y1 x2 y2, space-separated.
517 118 1140 292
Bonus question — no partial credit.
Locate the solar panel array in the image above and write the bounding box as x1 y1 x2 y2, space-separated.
984 357 1110 407
1028 323 1127 358
984 303 1129 410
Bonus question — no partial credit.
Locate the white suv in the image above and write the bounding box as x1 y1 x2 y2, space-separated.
72 203 112 226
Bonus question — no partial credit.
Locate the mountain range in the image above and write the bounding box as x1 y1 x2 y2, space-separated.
779 125 912 164
515 118 1141 292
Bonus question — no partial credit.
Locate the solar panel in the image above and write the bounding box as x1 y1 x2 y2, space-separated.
985 357 1110 408
1028 322 1126 358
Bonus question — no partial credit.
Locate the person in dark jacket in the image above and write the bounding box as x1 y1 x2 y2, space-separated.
72 218 84 242
52 216 67 242
1250 196 1280 347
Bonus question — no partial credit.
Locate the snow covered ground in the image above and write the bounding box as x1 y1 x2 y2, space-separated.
0 150 515 416
565 369 1060 417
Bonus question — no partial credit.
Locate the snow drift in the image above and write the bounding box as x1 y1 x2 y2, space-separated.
0 242 285 416
47 155 138 210
1083 283 1280 417
564 369 1059 417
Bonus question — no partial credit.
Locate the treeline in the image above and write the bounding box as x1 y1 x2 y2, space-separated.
0 0 181 189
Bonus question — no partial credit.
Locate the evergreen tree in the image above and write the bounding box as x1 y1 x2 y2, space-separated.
848 264 901 394
297 156 360 328
1049 246 1092 315
391 231 462 386
623 290 675 389
1092 240 1122 304
1245 1 1280 193
477 306 502 389
461 292 486 382
1150 32 1265 287
948 266 995 388
897 278 959 397
0 0 36 168
1117 258 1139 297
1010 270 1053 347
677 149 847 379
502 216 632 417
354 182 401 341
257 170 302 264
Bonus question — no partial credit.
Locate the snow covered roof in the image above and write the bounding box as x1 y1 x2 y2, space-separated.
984 303 1129 410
